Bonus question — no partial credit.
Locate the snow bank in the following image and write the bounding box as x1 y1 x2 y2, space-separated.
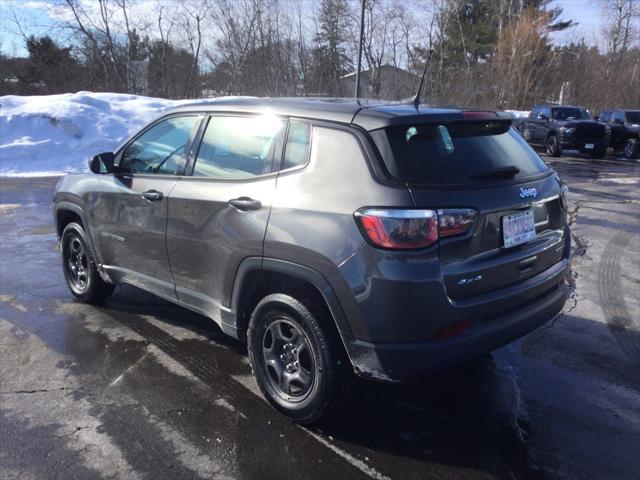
0 92 532 176
0 92 207 175
504 110 530 118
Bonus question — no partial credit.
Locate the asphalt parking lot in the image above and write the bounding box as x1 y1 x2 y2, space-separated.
1 153 638 480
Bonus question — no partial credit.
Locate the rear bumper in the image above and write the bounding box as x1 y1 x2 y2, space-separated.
332 244 570 381
345 276 568 381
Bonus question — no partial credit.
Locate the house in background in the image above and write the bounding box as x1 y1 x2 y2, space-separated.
340 64 418 100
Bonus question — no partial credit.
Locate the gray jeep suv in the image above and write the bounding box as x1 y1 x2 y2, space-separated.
54 98 571 424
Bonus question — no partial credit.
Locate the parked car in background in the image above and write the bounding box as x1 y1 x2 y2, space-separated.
519 105 607 158
596 109 640 159
53 98 570 424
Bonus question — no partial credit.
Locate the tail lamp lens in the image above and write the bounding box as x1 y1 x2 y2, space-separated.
355 209 438 250
437 208 477 237
355 208 476 250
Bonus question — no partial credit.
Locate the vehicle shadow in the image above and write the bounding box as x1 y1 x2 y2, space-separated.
102 285 533 477
100 284 640 480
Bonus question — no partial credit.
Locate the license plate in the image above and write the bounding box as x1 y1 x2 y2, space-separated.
585 143 594 149
503 210 536 248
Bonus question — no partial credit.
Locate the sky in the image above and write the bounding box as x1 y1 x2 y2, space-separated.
0 0 606 58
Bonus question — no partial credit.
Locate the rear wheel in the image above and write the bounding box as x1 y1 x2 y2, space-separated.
247 293 348 424
624 138 639 159
61 222 114 303
546 135 561 157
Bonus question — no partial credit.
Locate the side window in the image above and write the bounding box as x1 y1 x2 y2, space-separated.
193 115 285 179
283 121 312 170
613 111 625 122
541 107 551 119
600 111 611 123
120 116 198 174
530 108 540 119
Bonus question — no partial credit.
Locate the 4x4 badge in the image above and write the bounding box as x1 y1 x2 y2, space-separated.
519 187 538 199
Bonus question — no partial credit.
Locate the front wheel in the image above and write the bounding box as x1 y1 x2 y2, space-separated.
546 135 561 157
61 222 114 303
624 138 639 159
247 293 348 424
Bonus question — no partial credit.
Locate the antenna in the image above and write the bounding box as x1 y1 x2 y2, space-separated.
411 49 434 108
355 0 366 100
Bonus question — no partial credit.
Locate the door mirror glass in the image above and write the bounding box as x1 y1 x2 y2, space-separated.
88 152 115 174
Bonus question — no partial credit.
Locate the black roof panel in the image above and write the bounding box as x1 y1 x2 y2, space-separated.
166 97 474 131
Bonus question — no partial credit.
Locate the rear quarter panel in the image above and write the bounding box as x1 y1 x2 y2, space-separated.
264 124 412 276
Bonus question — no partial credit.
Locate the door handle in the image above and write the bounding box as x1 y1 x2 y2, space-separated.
141 189 163 202
228 196 262 211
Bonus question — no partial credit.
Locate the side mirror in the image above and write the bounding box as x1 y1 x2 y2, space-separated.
88 152 115 174
538 114 549 121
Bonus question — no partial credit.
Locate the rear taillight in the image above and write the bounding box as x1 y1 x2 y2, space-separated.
437 208 477 237
354 209 438 250
354 208 476 250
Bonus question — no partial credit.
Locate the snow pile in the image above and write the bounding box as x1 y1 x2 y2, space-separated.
0 92 533 176
0 92 206 175
504 110 530 118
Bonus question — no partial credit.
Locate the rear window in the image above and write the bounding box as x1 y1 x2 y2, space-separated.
371 121 549 186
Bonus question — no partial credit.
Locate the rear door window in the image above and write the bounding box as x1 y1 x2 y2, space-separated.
193 115 285 179
371 121 549 186
600 111 611 123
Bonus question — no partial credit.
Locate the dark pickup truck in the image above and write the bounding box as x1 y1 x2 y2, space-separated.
596 109 640 159
518 105 607 158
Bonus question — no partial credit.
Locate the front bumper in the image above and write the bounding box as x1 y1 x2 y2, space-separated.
560 134 606 151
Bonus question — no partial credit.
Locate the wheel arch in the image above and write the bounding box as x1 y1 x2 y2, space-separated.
55 203 84 239
228 258 355 352
54 201 108 281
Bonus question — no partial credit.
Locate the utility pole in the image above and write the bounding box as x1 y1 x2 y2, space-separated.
355 0 366 100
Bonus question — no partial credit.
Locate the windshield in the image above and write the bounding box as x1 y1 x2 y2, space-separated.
551 108 589 120
625 111 640 124
371 121 549 186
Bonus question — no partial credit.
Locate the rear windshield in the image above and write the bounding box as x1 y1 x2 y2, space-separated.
371 121 549 186
551 108 589 120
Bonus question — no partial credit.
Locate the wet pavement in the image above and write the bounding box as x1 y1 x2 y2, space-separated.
1 154 639 480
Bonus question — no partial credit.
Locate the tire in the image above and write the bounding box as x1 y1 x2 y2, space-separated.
589 145 607 159
247 293 348 424
624 138 639 159
61 222 115 303
546 135 561 157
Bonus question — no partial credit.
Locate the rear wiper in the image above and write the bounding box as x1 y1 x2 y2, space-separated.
469 165 520 179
